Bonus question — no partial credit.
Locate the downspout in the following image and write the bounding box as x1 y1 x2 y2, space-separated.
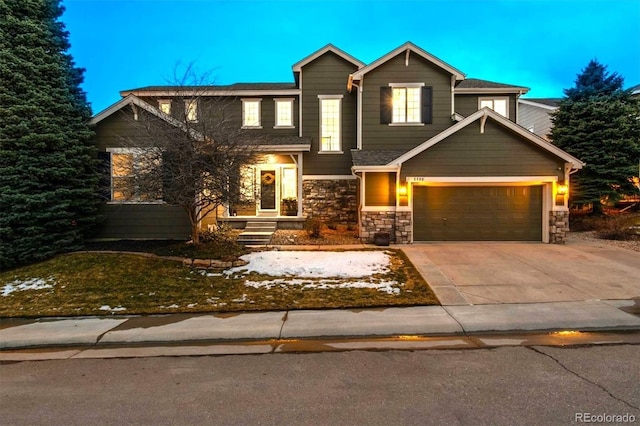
351 167 363 241
349 79 363 150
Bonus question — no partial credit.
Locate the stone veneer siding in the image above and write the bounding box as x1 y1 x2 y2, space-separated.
302 179 358 224
360 210 412 244
549 210 569 244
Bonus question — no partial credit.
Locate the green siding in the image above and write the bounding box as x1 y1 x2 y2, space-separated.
361 53 453 151
454 94 518 121
401 119 564 179
133 96 299 137
364 172 396 206
95 204 191 239
301 51 359 175
94 107 159 150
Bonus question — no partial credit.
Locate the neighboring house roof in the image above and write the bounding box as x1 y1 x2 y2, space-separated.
120 83 299 97
350 41 466 81
519 98 561 109
629 84 640 97
292 43 365 72
351 108 583 170
455 78 529 94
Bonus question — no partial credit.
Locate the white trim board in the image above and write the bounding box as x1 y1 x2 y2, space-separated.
351 42 465 81
292 43 365 72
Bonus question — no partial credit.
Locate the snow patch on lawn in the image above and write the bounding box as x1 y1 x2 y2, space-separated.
2 277 56 297
245 278 400 295
226 251 391 278
226 251 401 295
99 305 126 312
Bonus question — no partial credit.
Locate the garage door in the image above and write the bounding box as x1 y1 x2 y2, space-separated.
413 186 542 241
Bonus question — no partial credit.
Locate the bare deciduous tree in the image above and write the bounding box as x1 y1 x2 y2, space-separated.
117 65 261 245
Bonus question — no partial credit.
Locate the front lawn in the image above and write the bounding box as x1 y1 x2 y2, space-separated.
0 249 438 318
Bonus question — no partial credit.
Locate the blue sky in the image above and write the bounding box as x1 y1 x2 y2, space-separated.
62 0 640 114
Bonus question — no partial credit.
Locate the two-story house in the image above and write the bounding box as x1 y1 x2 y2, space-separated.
91 42 583 243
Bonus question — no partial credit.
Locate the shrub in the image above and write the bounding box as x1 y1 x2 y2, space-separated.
304 217 322 238
595 215 637 240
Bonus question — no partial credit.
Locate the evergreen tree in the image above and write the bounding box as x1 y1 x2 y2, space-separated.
0 0 100 269
551 60 640 212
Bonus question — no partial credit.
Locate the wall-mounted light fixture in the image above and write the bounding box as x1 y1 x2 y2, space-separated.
557 184 568 195
398 183 408 196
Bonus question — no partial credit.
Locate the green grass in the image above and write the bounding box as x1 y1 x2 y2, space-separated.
0 250 439 318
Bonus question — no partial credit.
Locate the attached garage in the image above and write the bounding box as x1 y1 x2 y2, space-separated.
352 108 584 244
412 185 542 241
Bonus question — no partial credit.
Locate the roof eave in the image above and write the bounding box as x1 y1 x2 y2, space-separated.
351 164 401 172
455 87 530 94
292 43 365 72
351 42 466 81
119 89 301 97
255 144 311 152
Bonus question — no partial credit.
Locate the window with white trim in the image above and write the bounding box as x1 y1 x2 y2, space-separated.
392 87 421 123
242 99 262 128
479 97 509 118
158 100 171 115
109 148 162 202
185 100 198 122
274 98 294 128
319 96 341 152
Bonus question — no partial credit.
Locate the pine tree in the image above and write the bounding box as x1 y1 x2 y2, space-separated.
551 60 640 212
0 0 100 269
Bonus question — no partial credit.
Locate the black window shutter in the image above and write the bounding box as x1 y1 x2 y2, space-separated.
97 151 111 201
380 87 392 124
422 86 433 124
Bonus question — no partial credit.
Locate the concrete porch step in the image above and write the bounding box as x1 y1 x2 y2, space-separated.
237 221 277 246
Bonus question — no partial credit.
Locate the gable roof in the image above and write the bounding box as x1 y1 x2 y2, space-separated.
455 78 529 94
388 108 583 168
350 42 465 81
90 93 181 126
292 43 365 72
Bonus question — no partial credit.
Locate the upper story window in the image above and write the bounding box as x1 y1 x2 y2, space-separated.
242 98 262 128
184 100 198 122
108 148 162 202
158 100 171 115
381 84 432 125
318 95 342 153
479 97 509 118
393 87 421 123
274 98 294 128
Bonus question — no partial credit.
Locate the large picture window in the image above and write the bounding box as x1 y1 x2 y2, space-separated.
319 96 342 152
108 148 162 202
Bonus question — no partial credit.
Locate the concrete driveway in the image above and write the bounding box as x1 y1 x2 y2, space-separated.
401 238 640 306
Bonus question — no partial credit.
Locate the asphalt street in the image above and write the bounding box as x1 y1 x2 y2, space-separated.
1 345 638 425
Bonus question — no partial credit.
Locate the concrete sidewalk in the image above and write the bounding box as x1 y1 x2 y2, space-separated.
2 300 639 350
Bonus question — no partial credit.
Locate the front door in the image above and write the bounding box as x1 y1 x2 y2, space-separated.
260 170 277 211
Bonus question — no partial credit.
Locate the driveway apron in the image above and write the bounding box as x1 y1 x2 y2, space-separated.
401 240 640 306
